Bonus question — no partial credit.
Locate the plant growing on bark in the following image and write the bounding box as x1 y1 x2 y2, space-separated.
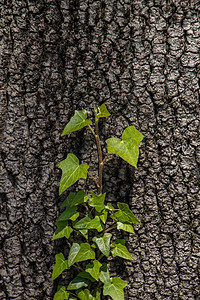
52 104 143 300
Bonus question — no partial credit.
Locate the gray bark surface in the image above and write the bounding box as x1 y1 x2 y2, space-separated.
0 0 200 299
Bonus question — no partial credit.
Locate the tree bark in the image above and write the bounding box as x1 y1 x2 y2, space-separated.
0 0 200 299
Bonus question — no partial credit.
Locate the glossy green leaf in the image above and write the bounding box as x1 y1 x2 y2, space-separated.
114 203 141 224
77 289 95 300
68 242 95 267
93 233 112 257
106 126 143 167
52 221 73 240
61 110 92 136
99 263 110 284
61 191 88 208
67 277 88 290
88 192 106 212
96 104 110 118
97 210 108 224
78 229 88 239
105 203 115 211
58 154 89 195
57 206 77 222
70 212 79 221
54 286 69 300
111 240 133 260
103 277 127 300
52 253 68 280
74 215 104 232
85 260 102 281
116 222 134 234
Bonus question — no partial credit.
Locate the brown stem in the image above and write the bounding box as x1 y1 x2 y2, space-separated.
104 224 116 233
88 171 100 189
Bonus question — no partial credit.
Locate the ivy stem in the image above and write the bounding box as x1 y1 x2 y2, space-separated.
88 124 96 137
104 224 116 233
88 171 100 188
95 116 103 195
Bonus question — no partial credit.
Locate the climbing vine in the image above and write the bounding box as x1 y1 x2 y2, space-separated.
52 104 143 300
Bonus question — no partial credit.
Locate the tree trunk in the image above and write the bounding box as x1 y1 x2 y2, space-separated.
0 0 199 299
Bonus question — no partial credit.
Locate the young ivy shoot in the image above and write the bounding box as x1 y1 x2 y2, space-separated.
52 104 143 300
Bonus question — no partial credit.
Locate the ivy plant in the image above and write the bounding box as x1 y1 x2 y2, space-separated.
52 104 143 300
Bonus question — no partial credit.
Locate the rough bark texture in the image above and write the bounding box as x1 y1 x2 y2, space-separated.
0 0 200 299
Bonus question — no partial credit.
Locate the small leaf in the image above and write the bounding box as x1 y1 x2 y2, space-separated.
93 289 101 300
77 289 95 300
106 126 143 167
61 110 92 136
57 206 77 222
103 277 127 300
74 215 104 232
67 277 88 290
88 192 106 212
68 242 95 267
96 104 110 118
52 221 73 240
111 240 133 260
54 286 69 300
78 229 88 239
52 253 68 280
87 216 104 232
70 212 79 221
61 191 88 208
114 203 141 224
58 154 89 195
97 210 108 224
116 222 134 234
93 233 112 257
99 263 110 284
85 260 102 281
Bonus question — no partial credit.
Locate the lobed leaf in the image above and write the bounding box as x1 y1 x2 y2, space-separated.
57 206 77 222
54 286 69 300
67 277 88 290
61 191 88 208
88 192 106 212
103 277 127 300
74 215 104 232
116 222 134 234
52 221 73 240
97 210 108 224
52 253 68 280
111 240 133 260
99 263 110 284
92 233 112 257
77 289 95 300
85 260 102 281
58 154 89 195
68 242 95 267
114 203 141 224
96 104 110 118
61 110 92 136
77 271 96 283
106 126 143 167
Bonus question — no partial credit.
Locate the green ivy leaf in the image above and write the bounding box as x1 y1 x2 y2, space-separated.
85 260 102 281
114 203 141 224
78 229 88 239
97 210 108 224
96 104 110 118
67 277 88 290
116 222 134 234
52 253 68 280
111 240 133 260
74 215 104 232
93 289 101 300
54 286 69 300
61 191 88 208
77 289 95 300
68 242 95 267
93 233 112 257
88 192 106 212
52 221 73 240
58 154 89 195
103 277 127 300
61 110 92 136
99 263 110 284
57 206 77 222
105 204 115 211
106 126 143 167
